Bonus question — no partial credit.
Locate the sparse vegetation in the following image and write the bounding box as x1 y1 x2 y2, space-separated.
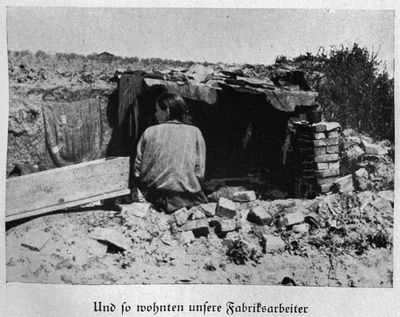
277 44 394 142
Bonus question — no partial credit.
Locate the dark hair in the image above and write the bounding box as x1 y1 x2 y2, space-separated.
156 92 187 121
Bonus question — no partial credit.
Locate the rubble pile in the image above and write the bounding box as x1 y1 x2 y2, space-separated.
6 177 393 286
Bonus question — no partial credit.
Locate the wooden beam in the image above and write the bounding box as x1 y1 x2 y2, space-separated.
6 157 130 222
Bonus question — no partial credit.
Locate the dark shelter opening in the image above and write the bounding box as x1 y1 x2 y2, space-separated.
106 70 318 197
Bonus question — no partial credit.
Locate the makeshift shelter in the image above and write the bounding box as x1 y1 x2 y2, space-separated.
112 65 318 192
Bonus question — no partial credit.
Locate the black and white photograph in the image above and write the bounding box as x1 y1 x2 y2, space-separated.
2 1 398 315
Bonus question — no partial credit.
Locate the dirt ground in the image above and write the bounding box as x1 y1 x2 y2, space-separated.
6 189 393 287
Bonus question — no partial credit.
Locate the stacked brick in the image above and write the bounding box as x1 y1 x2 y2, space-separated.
292 121 341 196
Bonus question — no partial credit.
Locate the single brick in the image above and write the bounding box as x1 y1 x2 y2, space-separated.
328 161 340 170
182 219 209 238
181 231 195 244
313 132 326 140
328 131 339 138
314 146 327 156
216 197 237 218
316 162 329 170
283 211 305 226
247 205 273 225
173 207 190 226
326 145 339 154
314 154 339 163
313 137 339 147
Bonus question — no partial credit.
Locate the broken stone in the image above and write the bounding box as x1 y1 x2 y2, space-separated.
216 197 237 218
20 230 51 251
199 202 217 217
182 219 209 238
263 234 286 253
233 190 256 202
283 211 305 226
120 202 150 218
292 223 310 234
89 228 130 251
174 207 190 226
333 174 354 193
314 154 339 163
354 168 370 191
247 205 273 225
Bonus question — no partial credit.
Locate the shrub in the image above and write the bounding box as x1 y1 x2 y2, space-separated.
285 44 394 142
